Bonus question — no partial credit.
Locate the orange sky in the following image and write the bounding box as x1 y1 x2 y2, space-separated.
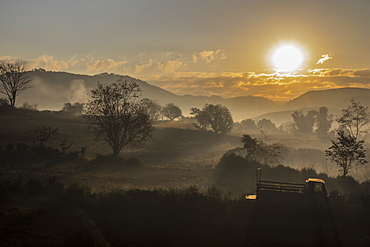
1 0 370 101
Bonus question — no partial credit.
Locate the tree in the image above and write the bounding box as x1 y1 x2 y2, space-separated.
32 126 59 146
62 102 84 115
84 79 154 157
141 98 162 121
161 103 182 120
257 119 278 133
336 100 370 140
241 134 258 160
0 60 33 107
292 110 318 134
316 106 333 140
191 104 233 135
326 130 367 177
238 119 259 133
241 132 284 165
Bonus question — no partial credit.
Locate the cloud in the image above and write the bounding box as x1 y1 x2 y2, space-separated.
134 59 184 74
316 54 333 64
145 68 370 101
28 55 78 71
193 49 226 63
86 58 128 73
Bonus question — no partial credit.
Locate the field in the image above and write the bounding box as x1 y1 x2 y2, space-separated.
1 108 370 246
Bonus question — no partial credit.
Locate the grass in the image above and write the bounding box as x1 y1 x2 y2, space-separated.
1 107 370 246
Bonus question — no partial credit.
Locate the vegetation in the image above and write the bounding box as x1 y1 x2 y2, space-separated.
326 101 369 177
32 126 59 146
191 104 233 135
0 60 33 107
326 130 367 177
2 98 370 246
84 79 154 157
337 99 370 139
61 102 84 115
161 103 182 120
141 98 162 121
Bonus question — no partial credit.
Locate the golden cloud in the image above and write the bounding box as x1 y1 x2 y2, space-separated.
86 58 128 73
145 68 370 101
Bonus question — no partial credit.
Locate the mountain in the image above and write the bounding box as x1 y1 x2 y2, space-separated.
17 70 278 120
253 88 370 126
280 87 370 111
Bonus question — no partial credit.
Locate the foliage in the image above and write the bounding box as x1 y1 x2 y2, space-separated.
256 118 278 133
20 101 38 111
141 98 162 121
84 79 154 157
316 106 334 139
234 119 259 133
326 130 367 177
161 103 182 120
0 60 33 106
241 134 258 158
31 126 59 146
62 102 84 115
336 99 370 139
191 104 233 135
292 109 318 134
241 133 284 166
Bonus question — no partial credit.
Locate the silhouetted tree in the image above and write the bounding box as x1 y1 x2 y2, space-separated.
84 79 154 157
237 119 259 133
141 98 162 121
62 102 84 115
316 106 333 140
241 134 258 160
257 118 278 133
292 110 318 134
20 102 38 111
0 60 33 107
241 132 284 165
191 104 233 135
161 103 182 120
326 130 367 177
32 126 59 146
59 137 74 157
337 100 370 140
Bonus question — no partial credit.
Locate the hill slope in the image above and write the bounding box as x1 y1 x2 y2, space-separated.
17 70 278 120
281 87 370 111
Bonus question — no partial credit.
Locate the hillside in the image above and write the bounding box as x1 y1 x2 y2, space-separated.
281 87 370 111
253 88 370 125
17 70 278 120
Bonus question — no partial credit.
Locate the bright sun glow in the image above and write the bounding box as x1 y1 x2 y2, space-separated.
271 45 304 72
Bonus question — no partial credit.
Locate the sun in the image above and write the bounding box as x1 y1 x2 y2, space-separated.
271 44 305 72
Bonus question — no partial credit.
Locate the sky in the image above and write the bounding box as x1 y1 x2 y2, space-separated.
1 0 370 101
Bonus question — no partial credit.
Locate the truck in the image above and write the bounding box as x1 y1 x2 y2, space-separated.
246 168 328 204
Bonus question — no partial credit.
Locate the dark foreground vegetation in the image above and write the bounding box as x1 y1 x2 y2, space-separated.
1 176 370 247
1 107 370 246
1 148 370 247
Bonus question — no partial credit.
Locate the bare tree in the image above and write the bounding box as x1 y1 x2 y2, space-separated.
32 126 59 146
0 60 33 107
84 79 154 157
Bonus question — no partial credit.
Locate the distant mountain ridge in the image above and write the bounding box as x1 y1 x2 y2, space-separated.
15 71 370 123
254 87 370 125
18 71 278 120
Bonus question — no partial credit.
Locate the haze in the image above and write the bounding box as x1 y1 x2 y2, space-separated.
1 0 370 101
